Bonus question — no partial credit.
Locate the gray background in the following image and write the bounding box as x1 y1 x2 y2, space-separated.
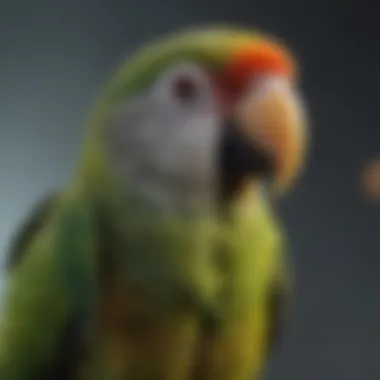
1 0 380 379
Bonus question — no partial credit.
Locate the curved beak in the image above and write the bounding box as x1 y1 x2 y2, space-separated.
233 76 308 194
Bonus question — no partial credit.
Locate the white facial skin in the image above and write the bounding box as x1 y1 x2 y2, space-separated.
105 62 224 213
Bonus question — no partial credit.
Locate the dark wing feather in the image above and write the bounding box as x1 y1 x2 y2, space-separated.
6 193 59 270
5 192 91 380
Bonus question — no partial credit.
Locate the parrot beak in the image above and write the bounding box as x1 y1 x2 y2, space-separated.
230 76 308 196
219 77 308 201
219 41 308 198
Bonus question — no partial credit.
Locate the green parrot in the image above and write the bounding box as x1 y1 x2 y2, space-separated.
0 25 308 380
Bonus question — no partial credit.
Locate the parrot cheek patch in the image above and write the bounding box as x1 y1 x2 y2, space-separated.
156 113 221 189
104 98 161 179
105 95 222 195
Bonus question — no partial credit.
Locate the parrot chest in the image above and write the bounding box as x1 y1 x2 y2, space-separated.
81 251 271 380
112 215 224 313
104 188 278 314
81 200 282 380
81 259 271 380
110 200 277 315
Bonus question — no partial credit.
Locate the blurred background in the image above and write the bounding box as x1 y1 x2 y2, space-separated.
1 0 380 378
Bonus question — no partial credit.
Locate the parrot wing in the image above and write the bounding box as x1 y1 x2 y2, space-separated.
0 192 97 380
6 192 60 271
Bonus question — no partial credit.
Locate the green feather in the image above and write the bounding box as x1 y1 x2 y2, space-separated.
0 191 97 379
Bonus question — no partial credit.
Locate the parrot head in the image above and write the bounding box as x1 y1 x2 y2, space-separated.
80 26 308 213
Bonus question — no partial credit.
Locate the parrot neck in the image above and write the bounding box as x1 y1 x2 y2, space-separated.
77 156 266 220
119 178 267 221
127 175 218 217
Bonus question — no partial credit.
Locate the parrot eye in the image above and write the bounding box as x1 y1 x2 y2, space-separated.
171 75 199 104
151 63 214 110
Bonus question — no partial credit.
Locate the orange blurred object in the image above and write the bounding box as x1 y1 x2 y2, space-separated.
362 159 380 201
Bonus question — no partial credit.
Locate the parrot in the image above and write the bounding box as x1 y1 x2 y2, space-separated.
0 24 308 380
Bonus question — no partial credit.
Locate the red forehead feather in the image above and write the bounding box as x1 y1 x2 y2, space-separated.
223 41 296 96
